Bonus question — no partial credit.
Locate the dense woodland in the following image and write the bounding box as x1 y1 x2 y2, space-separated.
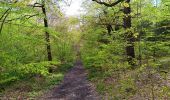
0 0 170 99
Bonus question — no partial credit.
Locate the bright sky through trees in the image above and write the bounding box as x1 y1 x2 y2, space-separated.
65 0 83 16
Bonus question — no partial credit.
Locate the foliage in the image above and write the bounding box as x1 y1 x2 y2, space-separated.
1 0 170 99
80 0 170 99
0 0 77 96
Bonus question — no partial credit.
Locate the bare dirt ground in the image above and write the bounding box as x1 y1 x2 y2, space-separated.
39 59 100 100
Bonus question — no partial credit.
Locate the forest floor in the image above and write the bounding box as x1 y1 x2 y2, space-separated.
38 59 100 100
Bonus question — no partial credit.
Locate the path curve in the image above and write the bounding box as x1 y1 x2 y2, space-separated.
39 60 100 100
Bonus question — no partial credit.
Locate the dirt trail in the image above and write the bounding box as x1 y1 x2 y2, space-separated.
39 59 100 100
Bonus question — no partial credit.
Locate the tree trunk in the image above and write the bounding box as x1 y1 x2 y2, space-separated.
106 24 113 35
123 0 135 66
42 3 52 61
92 0 136 65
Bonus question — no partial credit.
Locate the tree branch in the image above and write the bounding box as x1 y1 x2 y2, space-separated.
92 0 124 7
5 14 39 22
0 0 18 20
97 23 122 26
27 2 43 8
0 12 10 34
0 8 12 20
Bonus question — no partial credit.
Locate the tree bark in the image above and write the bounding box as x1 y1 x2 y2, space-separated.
123 0 135 66
41 3 52 61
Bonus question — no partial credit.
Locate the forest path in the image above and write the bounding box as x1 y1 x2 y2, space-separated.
39 59 100 100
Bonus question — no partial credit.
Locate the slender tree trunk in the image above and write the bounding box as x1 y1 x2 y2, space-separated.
42 3 52 61
106 24 113 35
123 0 135 66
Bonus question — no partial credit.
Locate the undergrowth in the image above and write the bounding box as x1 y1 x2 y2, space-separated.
0 61 73 99
82 57 170 99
